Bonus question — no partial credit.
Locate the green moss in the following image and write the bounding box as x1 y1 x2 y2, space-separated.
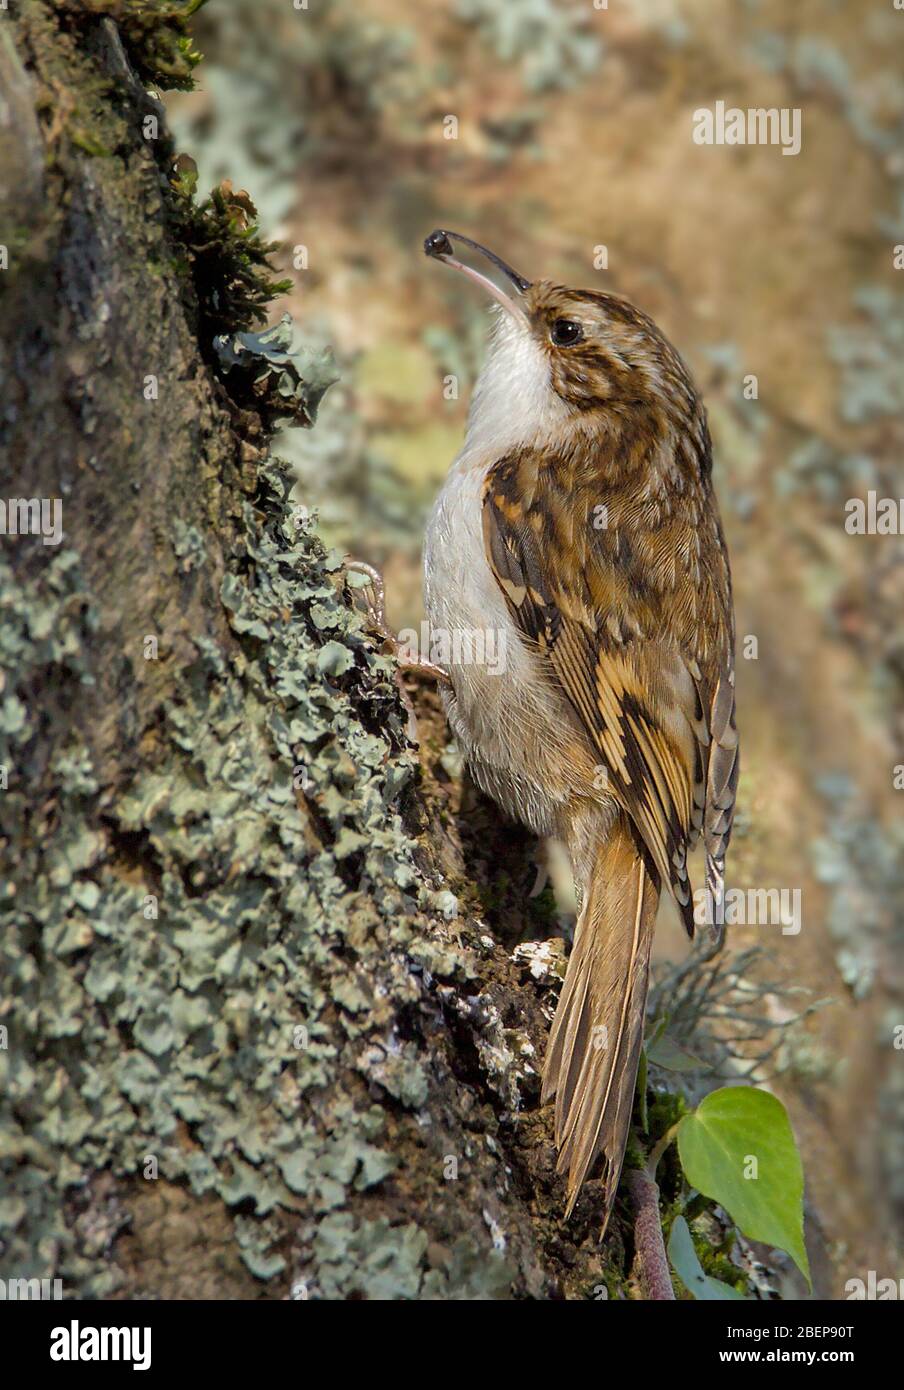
64 0 206 92
165 174 295 346
69 128 112 156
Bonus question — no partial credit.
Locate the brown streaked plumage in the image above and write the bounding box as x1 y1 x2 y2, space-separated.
423 231 739 1232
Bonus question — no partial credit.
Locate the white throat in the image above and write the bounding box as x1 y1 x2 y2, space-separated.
461 308 569 464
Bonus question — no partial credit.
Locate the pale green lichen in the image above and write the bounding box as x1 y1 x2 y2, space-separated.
0 459 477 1296
455 0 601 93
827 288 904 426
167 0 418 229
213 314 339 428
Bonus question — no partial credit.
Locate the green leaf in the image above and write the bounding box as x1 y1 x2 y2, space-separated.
667 1216 747 1300
636 1046 648 1132
677 1086 810 1286
646 1034 706 1072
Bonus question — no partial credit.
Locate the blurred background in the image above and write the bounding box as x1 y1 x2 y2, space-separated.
168 0 903 1293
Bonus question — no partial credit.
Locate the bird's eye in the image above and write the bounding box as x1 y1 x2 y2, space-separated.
550 318 584 347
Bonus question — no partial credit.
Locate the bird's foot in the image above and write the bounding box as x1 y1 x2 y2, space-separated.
345 560 450 683
345 560 450 742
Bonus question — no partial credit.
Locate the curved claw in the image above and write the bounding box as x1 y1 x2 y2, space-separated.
344 559 451 686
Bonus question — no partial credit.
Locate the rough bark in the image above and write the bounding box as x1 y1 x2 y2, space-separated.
0 1 642 1300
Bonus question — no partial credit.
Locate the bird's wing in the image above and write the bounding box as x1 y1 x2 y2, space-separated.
482 447 737 935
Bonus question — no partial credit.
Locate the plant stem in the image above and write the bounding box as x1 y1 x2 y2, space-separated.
626 1168 676 1301
645 1121 680 1182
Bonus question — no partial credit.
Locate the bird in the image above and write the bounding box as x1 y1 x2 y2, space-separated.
422 229 739 1234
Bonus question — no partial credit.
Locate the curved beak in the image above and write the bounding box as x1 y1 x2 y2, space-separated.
424 229 531 326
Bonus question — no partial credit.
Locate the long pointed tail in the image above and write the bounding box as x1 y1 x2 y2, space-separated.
541 814 660 1234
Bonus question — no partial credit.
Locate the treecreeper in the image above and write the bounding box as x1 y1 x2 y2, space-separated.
421 229 739 1234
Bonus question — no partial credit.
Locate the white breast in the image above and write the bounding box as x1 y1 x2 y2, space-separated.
423 450 512 683
424 472 581 839
423 305 590 834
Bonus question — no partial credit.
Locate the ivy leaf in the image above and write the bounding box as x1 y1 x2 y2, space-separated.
677 1086 810 1286
667 1215 746 1300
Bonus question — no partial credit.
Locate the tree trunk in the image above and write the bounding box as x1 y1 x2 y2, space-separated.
0 1 618 1300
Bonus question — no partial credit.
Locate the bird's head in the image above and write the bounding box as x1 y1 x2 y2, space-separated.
424 229 700 458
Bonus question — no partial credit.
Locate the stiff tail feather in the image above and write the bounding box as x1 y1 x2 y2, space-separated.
541 814 660 1234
